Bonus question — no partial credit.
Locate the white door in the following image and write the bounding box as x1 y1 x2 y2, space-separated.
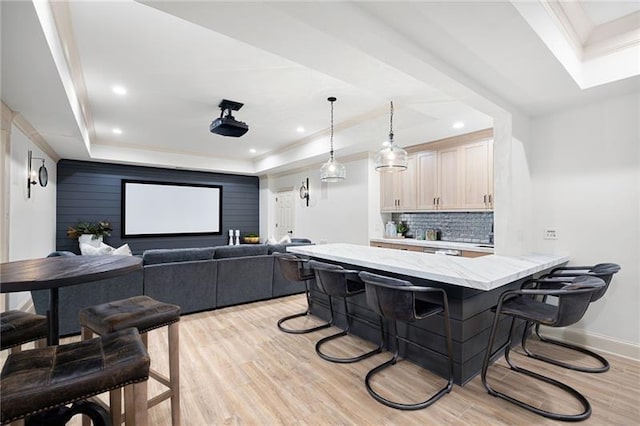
275 190 295 239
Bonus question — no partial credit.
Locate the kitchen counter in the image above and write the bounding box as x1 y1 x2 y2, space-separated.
287 243 569 385
369 238 494 253
288 243 567 291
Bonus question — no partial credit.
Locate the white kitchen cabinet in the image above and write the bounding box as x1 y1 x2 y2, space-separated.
380 155 416 211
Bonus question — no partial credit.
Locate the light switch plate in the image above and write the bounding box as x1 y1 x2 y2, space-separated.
544 228 558 240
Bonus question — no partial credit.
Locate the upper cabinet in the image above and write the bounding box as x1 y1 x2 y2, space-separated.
380 129 493 212
380 155 416 211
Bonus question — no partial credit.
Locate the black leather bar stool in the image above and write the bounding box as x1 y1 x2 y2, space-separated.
79 296 180 426
0 310 48 354
481 275 605 422
358 271 454 410
308 261 384 363
1 327 150 426
274 253 332 334
521 263 620 373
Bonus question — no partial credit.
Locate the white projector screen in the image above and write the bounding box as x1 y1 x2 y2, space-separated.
122 180 222 237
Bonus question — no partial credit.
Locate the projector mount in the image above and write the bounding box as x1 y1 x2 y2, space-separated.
218 99 244 118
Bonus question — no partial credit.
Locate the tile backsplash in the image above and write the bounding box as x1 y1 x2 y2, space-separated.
391 212 494 244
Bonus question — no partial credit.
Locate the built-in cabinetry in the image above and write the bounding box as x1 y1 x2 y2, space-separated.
380 156 416 211
381 129 493 212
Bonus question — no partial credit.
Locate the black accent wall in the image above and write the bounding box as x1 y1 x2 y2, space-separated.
56 160 259 254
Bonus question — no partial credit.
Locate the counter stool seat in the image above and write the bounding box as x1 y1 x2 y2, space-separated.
0 310 48 353
79 296 180 426
1 327 150 425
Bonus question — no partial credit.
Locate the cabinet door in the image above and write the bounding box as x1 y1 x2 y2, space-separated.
397 156 416 210
438 146 461 209
460 140 490 209
380 171 397 211
487 139 494 209
416 151 438 210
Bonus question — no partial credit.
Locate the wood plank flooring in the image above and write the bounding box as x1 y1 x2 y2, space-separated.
6 294 640 425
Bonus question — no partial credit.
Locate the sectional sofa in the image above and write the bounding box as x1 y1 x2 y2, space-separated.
31 242 312 336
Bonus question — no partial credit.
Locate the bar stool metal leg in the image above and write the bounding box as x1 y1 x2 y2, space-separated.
315 297 384 363
277 280 333 334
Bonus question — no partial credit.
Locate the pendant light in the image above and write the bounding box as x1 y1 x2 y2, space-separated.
320 96 346 182
375 101 408 172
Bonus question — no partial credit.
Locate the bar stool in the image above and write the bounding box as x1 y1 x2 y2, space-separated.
308 261 384 363
481 275 605 421
274 253 332 334
0 310 48 354
358 271 454 410
79 296 180 426
521 263 620 373
1 327 150 425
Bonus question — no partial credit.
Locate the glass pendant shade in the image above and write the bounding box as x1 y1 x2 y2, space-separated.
320 96 346 182
375 101 408 172
320 155 346 182
374 139 408 171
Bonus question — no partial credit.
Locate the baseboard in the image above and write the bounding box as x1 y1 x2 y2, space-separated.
540 327 640 362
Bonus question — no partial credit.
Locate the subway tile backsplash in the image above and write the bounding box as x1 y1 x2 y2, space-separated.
391 212 494 244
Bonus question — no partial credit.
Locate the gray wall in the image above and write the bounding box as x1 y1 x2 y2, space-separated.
56 160 259 254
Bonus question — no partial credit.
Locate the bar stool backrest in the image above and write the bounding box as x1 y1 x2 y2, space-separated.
358 272 417 321
307 260 356 297
274 253 312 282
549 263 620 303
552 276 605 327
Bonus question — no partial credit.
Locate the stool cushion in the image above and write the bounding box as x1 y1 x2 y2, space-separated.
0 310 48 350
0 328 149 423
79 295 180 335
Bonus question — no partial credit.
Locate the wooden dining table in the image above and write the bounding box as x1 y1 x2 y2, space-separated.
1 255 142 345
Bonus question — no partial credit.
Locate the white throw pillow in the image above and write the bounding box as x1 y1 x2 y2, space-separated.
80 242 115 256
112 244 132 256
278 235 292 244
267 235 278 244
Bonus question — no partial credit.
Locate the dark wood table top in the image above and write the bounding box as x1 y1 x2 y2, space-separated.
0 255 142 293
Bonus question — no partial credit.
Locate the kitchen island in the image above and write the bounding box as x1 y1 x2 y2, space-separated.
287 243 568 384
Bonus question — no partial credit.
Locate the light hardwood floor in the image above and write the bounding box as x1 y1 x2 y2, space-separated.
9 294 640 425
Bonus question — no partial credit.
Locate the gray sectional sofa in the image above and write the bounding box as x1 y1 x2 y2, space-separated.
32 242 312 336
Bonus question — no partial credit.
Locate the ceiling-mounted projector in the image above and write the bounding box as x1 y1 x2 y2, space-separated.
210 99 249 137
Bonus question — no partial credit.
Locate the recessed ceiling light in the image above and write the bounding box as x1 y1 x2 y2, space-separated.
249 148 256 153
452 121 465 129
296 126 305 133
112 128 123 135
112 85 127 96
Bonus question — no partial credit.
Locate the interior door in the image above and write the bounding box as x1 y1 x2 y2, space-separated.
275 190 295 239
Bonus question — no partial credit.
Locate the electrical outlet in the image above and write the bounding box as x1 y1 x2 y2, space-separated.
544 228 558 240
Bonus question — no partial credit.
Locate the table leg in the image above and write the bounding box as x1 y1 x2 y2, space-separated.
48 287 59 346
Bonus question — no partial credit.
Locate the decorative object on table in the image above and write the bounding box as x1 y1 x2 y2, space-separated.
235 229 240 246
320 97 346 182
228 229 234 245
375 101 408 172
415 228 425 240
27 150 48 198
299 177 310 206
385 221 396 238
243 233 260 244
396 221 408 237
426 229 440 241
67 221 116 255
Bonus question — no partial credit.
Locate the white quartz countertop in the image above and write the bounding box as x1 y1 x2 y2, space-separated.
287 243 568 291
369 238 494 253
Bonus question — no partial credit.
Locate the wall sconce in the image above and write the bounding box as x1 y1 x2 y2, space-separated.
27 150 48 198
299 177 309 207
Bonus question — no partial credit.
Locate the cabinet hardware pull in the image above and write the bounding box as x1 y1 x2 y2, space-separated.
433 197 436 205
488 194 492 204
483 194 487 203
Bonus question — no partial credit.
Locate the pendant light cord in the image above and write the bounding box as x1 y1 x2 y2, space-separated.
389 101 394 142
329 98 335 159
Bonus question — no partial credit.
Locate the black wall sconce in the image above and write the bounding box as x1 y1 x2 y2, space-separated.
27 150 48 198
299 177 309 207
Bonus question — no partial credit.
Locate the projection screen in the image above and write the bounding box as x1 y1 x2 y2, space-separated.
122 180 222 237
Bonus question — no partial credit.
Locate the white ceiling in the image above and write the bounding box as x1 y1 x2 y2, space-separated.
1 1 638 176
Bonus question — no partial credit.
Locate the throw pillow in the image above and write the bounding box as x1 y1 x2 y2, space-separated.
112 244 133 256
80 242 115 256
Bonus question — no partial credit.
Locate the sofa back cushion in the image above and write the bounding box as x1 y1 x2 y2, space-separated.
143 247 216 265
213 245 269 259
267 242 314 255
